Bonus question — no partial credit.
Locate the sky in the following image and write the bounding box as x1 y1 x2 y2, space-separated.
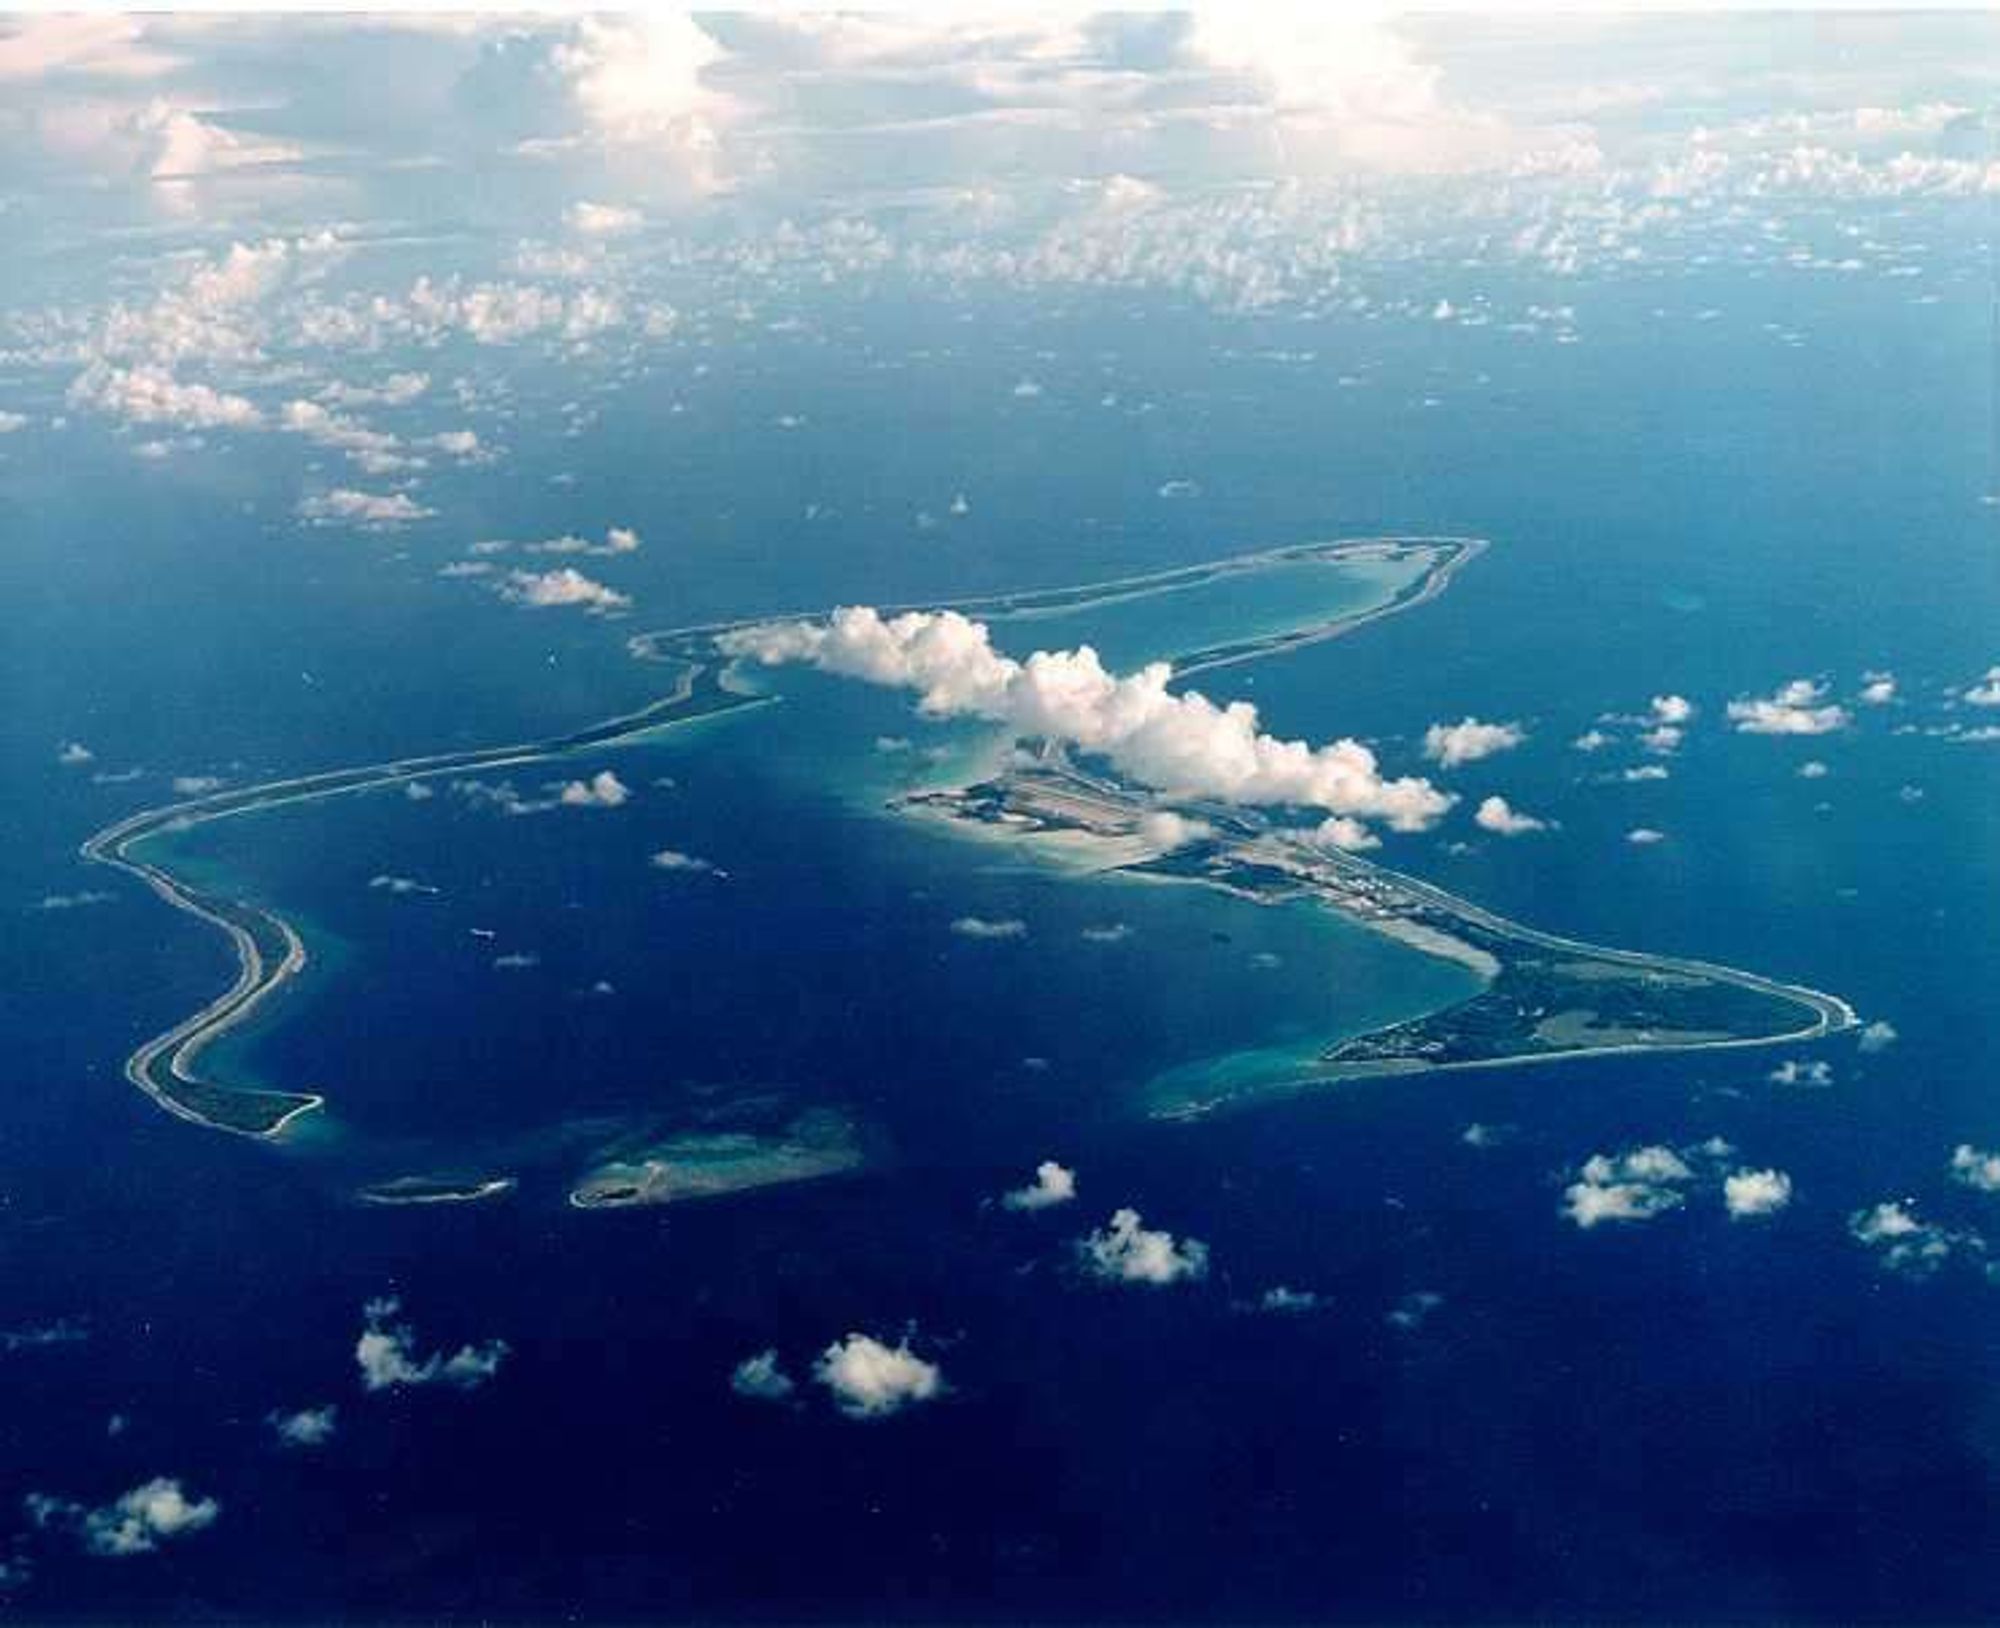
4 10 1995 240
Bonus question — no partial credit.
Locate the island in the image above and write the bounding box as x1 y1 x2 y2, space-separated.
568 1109 866 1209
903 756 1854 1118
80 662 770 1136
356 1175 518 1207
81 532 1853 1141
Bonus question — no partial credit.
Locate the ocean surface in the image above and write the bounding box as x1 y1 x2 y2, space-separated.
5 247 2000 1621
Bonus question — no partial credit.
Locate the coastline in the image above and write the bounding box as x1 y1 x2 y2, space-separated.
901 756 1856 1121
81 528 1855 1145
79 662 771 1137
87 535 1465 1138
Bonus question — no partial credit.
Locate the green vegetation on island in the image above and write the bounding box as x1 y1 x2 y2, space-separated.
908 757 1852 1118
82 530 1851 1142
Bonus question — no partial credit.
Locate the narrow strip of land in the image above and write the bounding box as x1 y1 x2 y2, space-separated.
82 660 768 1135
88 535 1465 1136
908 757 1855 1121
83 531 1853 1139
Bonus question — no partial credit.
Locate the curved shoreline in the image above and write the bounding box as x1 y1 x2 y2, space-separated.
85 535 1468 1136
80 660 768 1136
901 753 1858 1121
82 531 1855 1140
357 1176 518 1206
1172 865 1858 1118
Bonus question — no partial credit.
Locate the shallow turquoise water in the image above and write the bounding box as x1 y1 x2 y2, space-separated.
986 550 1427 669
5 252 2000 1622
152 556 1477 1183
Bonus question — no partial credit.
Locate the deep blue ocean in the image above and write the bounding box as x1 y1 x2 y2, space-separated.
5 235 2000 1621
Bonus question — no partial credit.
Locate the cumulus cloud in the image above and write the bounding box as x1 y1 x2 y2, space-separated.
368 873 437 896
0 11 1614 248
721 607 1453 839
1422 716 1524 768
1858 1019 1898 1053
68 363 260 430
730 1348 796 1403
1258 1286 1322 1314
35 890 116 911
951 914 1027 941
1387 1290 1444 1332
1649 694 1695 726
3 12 1992 339
1176 11 1475 161
1077 1207 1210 1285
452 777 537 814
519 525 642 557
1306 814 1376 852
1768 1058 1833 1088
557 769 630 808
566 199 643 236
1963 667 2000 708
354 1305 438 1389
1474 794 1550 835
297 487 433 528
132 436 200 462
1626 826 1666 845
0 17 181 84
813 1333 944 1419
49 232 338 388
371 274 638 347
80 1478 219 1557
1949 1145 2000 1194
453 774 628 817
1139 809 1213 849
56 740 94 766
1563 1145 1696 1228
322 372 428 408
1860 672 1898 705
1002 1160 1077 1212
497 566 630 613
280 397 411 469
354 1297 508 1393
29 1478 219 1558
1727 679 1851 736
79 98 302 196
650 847 717 874
267 1404 337 1448
546 14 731 162
1723 1168 1794 1219
1849 1200 1979 1278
